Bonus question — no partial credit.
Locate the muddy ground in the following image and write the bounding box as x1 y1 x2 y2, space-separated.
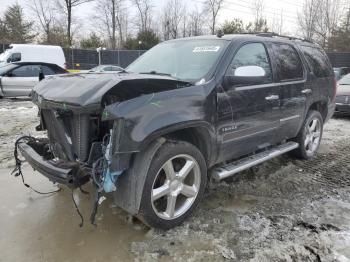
1 99 350 261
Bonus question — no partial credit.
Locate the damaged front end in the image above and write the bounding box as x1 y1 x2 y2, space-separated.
18 73 191 192
18 102 125 193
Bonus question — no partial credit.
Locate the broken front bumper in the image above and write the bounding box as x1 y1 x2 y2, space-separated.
18 142 90 188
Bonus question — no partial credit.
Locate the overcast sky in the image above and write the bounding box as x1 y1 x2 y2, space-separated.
0 0 307 36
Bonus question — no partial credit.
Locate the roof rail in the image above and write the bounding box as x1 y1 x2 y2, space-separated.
255 32 314 43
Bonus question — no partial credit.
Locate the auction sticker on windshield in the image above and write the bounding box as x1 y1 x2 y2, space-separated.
193 46 221 53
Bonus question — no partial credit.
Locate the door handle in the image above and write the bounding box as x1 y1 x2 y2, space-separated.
301 88 312 94
265 95 279 101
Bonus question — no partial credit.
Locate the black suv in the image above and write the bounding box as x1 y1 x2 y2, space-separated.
16 34 336 229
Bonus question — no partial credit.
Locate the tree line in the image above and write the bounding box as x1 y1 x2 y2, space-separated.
298 0 350 51
0 0 349 52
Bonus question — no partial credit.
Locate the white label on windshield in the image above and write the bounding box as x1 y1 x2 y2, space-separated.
193 46 220 53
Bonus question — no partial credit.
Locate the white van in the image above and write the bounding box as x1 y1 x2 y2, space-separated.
0 44 66 68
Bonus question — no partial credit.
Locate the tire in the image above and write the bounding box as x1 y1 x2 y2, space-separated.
291 110 323 159
138 140 207 230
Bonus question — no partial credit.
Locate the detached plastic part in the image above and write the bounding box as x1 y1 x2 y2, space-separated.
103 170 123 192
101 128 124 193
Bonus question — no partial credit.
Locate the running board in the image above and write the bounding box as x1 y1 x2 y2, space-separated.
211 142 299 181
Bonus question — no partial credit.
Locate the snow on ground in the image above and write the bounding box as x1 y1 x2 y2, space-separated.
1 98 350 261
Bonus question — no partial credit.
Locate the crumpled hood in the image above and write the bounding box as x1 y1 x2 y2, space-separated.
33 72 188 107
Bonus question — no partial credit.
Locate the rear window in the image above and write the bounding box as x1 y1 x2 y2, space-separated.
301 46 332 78
271 43 304 81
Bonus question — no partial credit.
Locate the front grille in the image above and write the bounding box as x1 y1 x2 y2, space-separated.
42 109 91 162
335 95 349 104
71 114 90 161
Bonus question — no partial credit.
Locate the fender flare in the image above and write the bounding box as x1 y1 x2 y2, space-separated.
112 137 166 215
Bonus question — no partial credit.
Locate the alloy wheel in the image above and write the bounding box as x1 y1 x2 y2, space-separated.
151 154 201 220
304 118 321 155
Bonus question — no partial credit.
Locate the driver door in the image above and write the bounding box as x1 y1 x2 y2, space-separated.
217 42 283 162
1 65 40 97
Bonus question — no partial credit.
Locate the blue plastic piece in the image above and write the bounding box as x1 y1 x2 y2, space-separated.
103 169 123 193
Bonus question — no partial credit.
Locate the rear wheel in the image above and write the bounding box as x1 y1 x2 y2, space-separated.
291 110 323 159
139 140 207 230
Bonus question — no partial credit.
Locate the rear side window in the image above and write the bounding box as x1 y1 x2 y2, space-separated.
301 46 332 78
271 43 304 81
42 66 55 75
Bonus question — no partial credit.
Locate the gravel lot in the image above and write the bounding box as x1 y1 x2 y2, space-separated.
1 98 350 261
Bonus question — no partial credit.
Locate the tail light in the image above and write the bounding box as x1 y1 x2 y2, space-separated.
332 77 337 102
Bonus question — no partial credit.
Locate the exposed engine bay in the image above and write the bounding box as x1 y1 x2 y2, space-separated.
13 72 196 225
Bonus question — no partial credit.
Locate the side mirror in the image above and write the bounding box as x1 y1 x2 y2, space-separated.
235 66 266 77
225 66 267 87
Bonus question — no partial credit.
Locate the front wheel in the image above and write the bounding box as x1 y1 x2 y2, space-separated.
139 140 207 230
291 110 323 159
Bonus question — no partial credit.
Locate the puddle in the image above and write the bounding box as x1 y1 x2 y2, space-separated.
0 166 147 262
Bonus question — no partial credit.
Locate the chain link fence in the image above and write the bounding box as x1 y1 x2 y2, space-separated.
63 48 146 70
1 43 145 70
327 52 350 68
1 43 350 69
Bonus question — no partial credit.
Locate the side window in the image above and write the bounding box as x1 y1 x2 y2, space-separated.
110 66 121 71
11 65 40 77
42 66 55 75
227 43 273 84
7 53 21 63
271 43 304 81
301 46 332 78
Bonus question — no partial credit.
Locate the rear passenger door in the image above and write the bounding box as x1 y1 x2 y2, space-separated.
270 43 307 140
299 45 334 109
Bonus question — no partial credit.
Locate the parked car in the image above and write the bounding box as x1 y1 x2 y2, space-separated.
335 73 350 115
334 67 350 81
0 62 67 98
0 44 66 68
89 65 124 73
17 34 335 229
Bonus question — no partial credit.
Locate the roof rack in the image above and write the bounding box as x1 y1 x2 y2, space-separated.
255 32 314 43
233 32 314 43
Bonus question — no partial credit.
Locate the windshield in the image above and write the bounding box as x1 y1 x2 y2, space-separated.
90 65 105 71
338 74 350 85
0 49 10 63
127 39 229 82
0 64 17 76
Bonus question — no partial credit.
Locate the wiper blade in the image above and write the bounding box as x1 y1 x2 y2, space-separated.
139 71 172 77
139 71 193 85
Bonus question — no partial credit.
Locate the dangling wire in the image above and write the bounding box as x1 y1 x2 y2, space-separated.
12 136 61 195
89 134 111 226
71 189 84 227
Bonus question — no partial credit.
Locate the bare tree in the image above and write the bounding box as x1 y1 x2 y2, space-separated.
298 0 342 47
93 0 127 48
56 0 95 46
315 0 343 47
203 0 225 35
251 0 265 32
298 0 322 40
271 10 284 35
29 0 56 43
131 0 153 32
161 0 185 40
187 6 206 36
